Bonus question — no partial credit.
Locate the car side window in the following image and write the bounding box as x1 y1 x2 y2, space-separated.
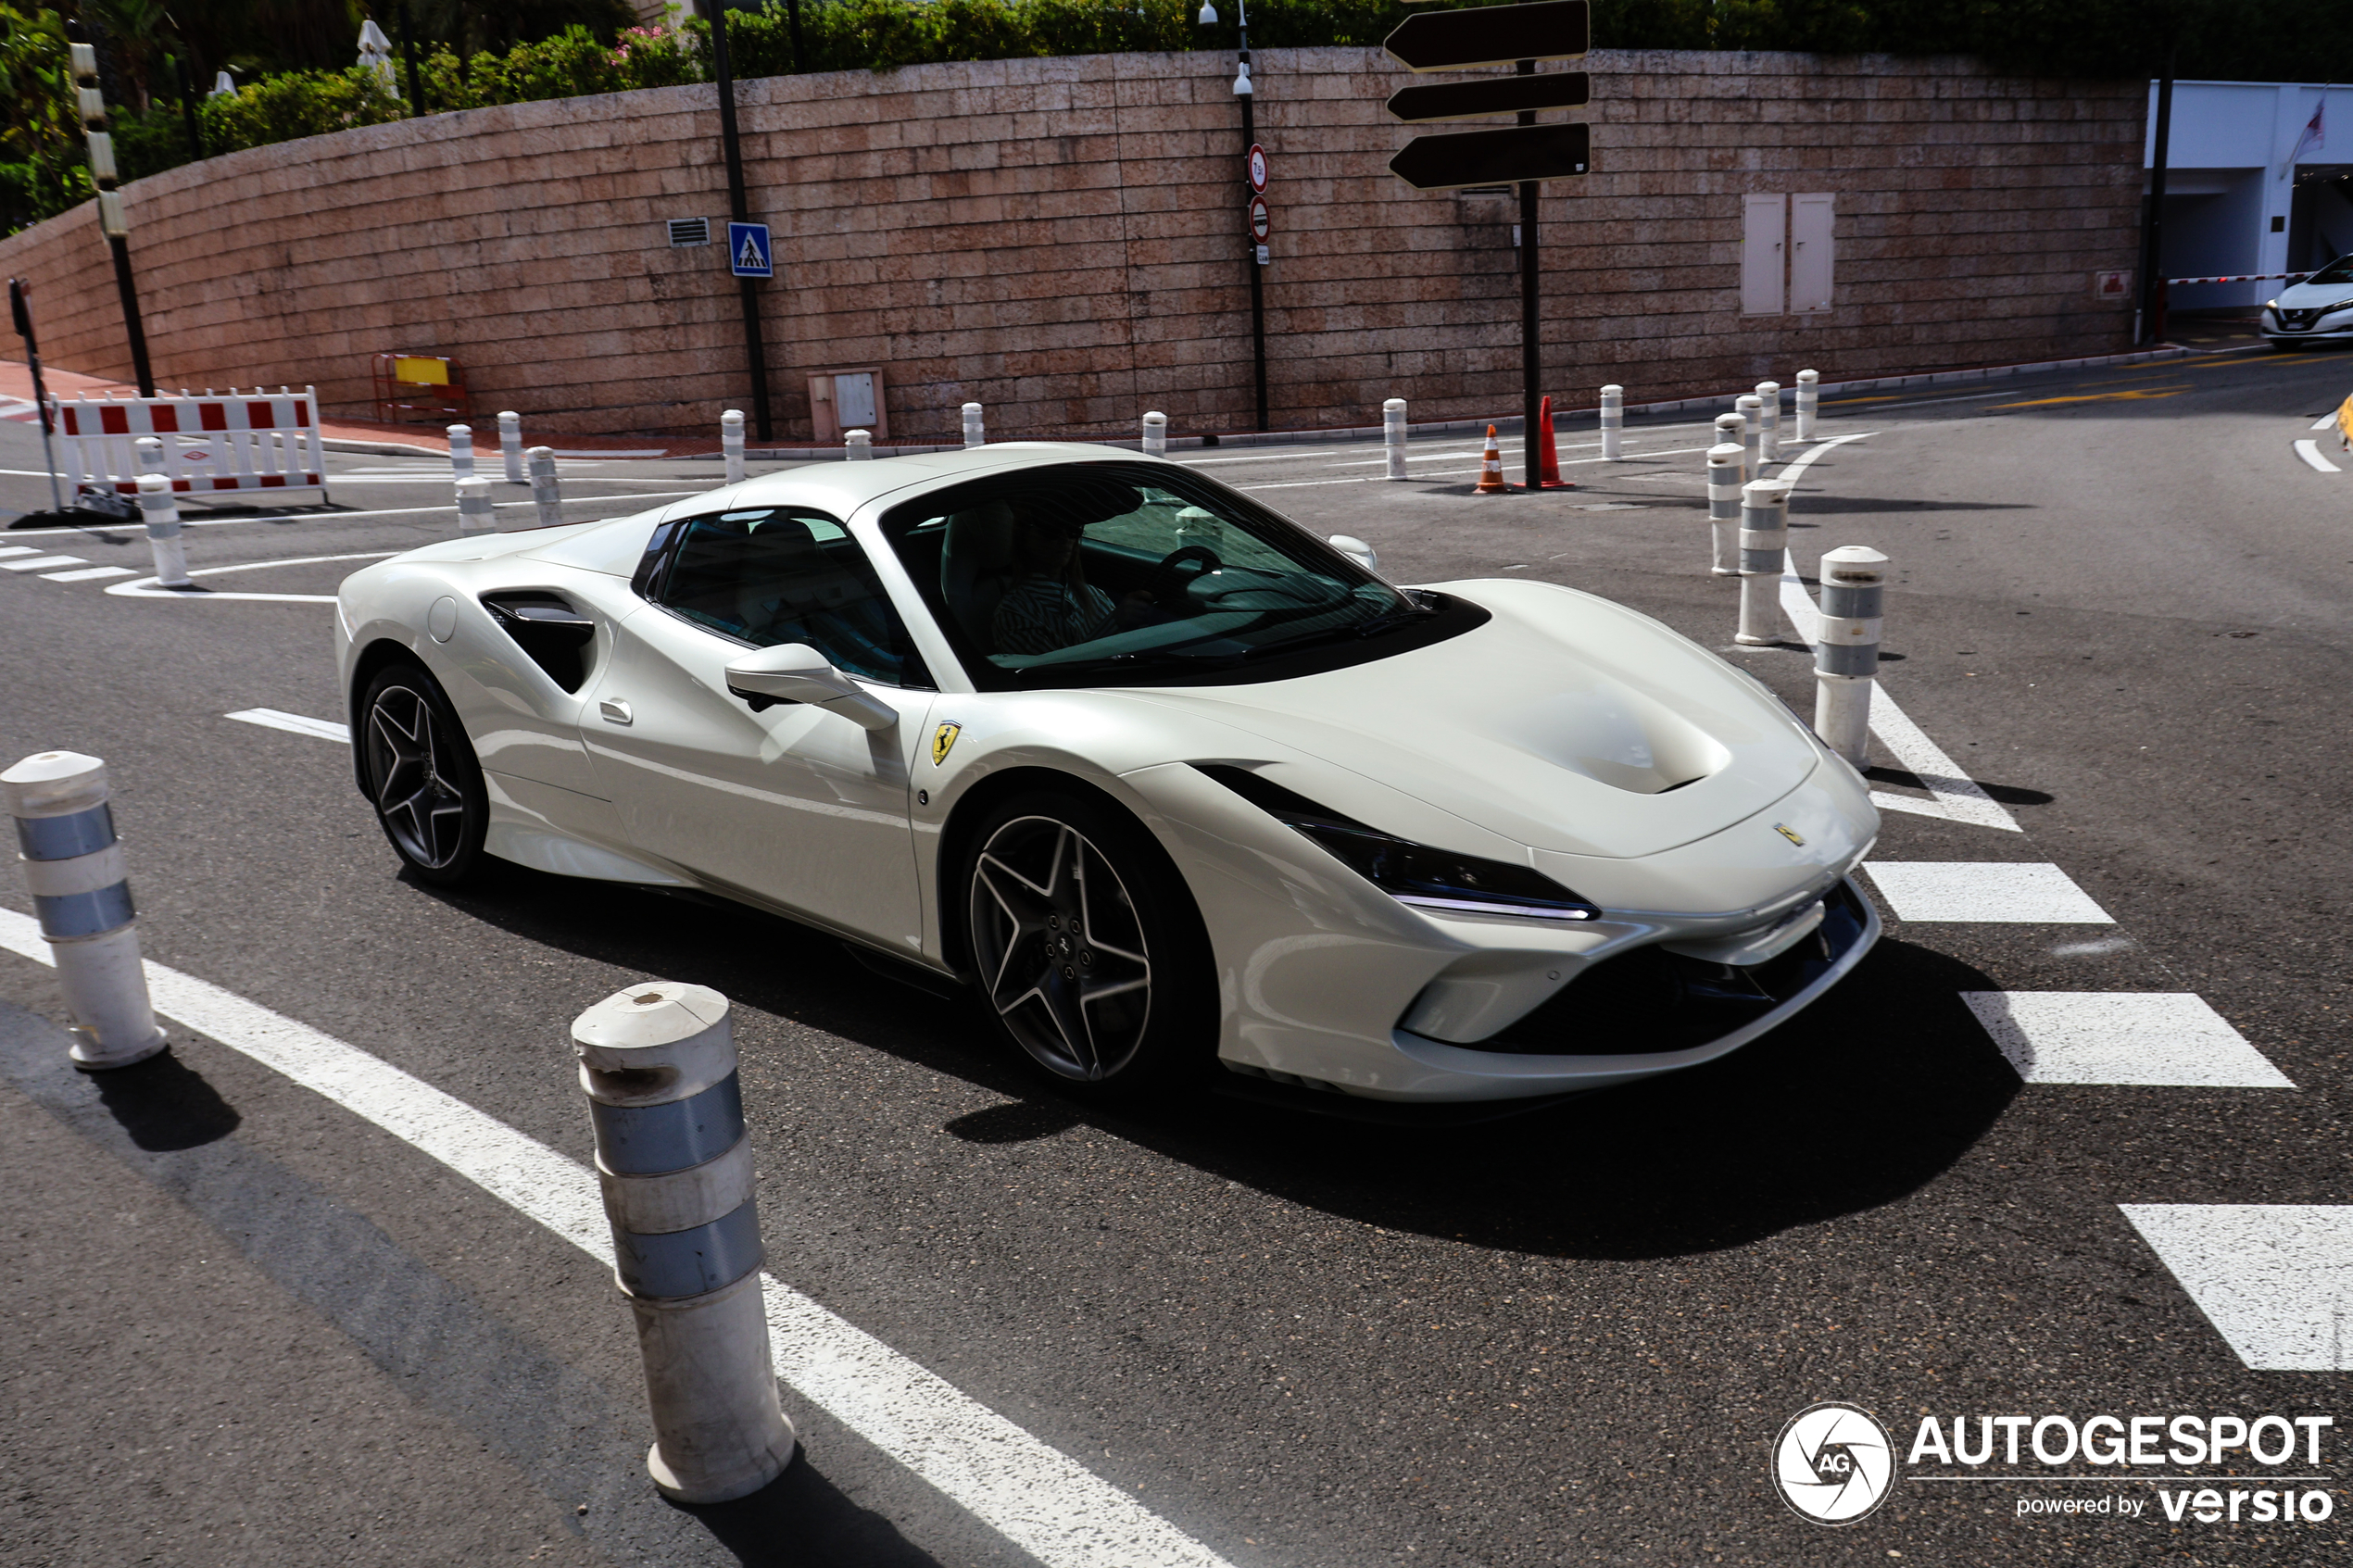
653 508 933 688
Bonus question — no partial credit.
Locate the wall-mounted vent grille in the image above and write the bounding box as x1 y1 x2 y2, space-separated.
667 218 711 247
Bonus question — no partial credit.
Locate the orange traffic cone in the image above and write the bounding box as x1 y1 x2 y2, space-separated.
1536 395 1571 489
1474 424 1509 494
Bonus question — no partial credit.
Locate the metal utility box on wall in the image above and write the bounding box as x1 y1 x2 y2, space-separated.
808 368 887 444
1741 194 1835 316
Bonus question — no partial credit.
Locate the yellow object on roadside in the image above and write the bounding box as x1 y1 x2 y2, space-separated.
2338 393 2353 448
392 356 450 385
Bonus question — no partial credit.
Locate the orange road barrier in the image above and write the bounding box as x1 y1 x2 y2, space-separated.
1475 423 1508 494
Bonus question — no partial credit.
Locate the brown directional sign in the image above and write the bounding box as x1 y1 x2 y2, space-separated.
1385 71 1590 123
1388 122 1590 192
1383 0 1589 73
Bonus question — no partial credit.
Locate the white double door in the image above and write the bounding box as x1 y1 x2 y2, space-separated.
582 605 935 949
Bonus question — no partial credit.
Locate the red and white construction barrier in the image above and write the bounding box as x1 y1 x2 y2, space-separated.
54 387 328 499
2165 272 2311 286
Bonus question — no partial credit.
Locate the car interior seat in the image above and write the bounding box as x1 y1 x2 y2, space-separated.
940 500 1018 652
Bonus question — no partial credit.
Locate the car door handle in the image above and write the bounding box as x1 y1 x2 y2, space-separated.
598 698 632 726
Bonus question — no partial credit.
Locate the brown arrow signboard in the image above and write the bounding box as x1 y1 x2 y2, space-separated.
1382 0 1589 72
1388 122 1590 192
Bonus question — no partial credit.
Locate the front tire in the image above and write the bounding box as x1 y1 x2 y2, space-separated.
962 790 1214 1096
359 660 488 885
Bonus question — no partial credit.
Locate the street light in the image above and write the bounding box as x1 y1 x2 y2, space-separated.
1198 0 1267 431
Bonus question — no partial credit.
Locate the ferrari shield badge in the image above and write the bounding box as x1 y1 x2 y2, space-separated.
1774 822 1806 846
931 721 962 767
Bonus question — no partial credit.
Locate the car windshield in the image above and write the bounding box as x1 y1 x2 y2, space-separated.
2304 254 2353 287
885 462 1431 687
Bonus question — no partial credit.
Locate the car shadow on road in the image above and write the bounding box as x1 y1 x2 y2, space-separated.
422 865 2016 1263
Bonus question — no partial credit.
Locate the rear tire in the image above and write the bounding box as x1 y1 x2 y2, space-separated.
961 789 1214 1098
359 660 489 886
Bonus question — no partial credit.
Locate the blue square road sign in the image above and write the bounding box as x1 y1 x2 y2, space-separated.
728 221 773 279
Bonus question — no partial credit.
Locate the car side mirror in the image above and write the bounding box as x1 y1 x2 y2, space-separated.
1328 534 1379 573
724 643 899 731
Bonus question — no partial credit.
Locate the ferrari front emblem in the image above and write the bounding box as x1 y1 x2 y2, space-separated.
931 721 962 767
1774 822 1806 846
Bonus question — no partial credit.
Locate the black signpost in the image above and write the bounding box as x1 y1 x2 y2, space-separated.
1384 0 1590 490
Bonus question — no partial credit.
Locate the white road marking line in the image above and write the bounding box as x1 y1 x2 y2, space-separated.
1962 992 2294 1087
226 709 352 744
1239 476 1379 492
0 545 42 558
1 554 87 571
107 550 401 603
2119 1205 2353 1371
0 493 703 534
2311 414 2339 432
1862 861 2113 922
0 908 1236 1568
42 565 135 582
2293 439 2340 473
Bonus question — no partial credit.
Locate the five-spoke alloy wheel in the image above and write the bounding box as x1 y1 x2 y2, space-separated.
360 662 487 884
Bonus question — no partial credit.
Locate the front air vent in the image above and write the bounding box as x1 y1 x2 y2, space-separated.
481 591 597 693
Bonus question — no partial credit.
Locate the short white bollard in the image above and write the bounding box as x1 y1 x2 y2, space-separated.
1734 477 1794 646
134 435 166 478
962 402 986 449
447 424 475 481
1714 411 1745 463
1813 546 1887 767
135 473 192 588
1705 443 1746 578
1756 380 1782 463
1794 370 1820 443
456 475 498 534
573 983 795 1504
1598 384 1624 461
1 751 166 1069
1382 398 1409 480
498 409 525 483
1735 394 1764 476
845 429 873 461
1141 410 1168 458
721 409 746 485
526 446 562 527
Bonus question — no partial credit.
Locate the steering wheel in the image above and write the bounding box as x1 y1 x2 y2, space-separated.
1151 545 1223 606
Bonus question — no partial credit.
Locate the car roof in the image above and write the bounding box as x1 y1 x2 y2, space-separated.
716 441 1160 516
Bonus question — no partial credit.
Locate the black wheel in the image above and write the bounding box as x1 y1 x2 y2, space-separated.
359 661 488 885
962 790 1214 1096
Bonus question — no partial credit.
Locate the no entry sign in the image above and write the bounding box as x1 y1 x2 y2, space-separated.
1247 143 1269 194
1248 196 1271 243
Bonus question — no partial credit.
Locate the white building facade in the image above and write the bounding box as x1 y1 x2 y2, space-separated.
2149 80 2353 310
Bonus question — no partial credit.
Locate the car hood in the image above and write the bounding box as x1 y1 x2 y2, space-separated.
2274 280 2353 308
1125 579 1827 859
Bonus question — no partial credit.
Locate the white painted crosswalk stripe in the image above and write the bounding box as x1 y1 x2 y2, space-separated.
43 565 135 582
226 709 352 744
1962 992 2294 1086
2120 1205 2353 1371
1 554 85 571
1863 861 2113 922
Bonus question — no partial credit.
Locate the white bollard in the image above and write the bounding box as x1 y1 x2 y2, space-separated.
134 435 166 478
721 409 747 485
1706 442 1746 578
1734 477 1794 646
456 475 498 534
498 409 525 483
1714 411 1745 464
1598 384 1624 461
1735 394 1764 476
1813 546 1888 767
1 751 166 1069
135 473 191 588
527 445 562 527
1141 410 1168 458
573 983 795 1504
845 429 873 461
1383 397 1408 480
1794 369 1820 443
447 424 475 481
962 402 986 449
1756 381 1782 463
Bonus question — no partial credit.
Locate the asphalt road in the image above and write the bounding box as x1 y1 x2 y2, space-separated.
1 345 2347 1567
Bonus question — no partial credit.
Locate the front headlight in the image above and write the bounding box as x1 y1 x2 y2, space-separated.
2266 298 2280 311
1197 763 1603 921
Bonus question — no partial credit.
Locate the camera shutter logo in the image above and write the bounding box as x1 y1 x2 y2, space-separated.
1773 1402 1895 1524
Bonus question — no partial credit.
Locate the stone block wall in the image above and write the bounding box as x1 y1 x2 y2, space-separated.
0 48 2145 441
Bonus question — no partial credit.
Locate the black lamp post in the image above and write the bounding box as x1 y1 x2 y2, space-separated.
1198 0 1268 432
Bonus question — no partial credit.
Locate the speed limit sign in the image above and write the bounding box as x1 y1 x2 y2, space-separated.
1247 143 1268 194
1248 196 1271 243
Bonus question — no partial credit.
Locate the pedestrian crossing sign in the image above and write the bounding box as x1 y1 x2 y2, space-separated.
728 221 773 279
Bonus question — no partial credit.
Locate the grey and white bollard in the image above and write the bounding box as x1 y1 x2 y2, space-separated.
1705 443 1746 578
1794 369 1820 443
1383 397 1408 480
1714 411 1745 464
134 434 166 478
456 475 498 534
498 409 525 483
721 409 747 485
1812 546 1887 766
1734 477 1794 646
526 446 562 527
1141 410 1168 458
447 424 475 481
573 983 795 1504
1598 384 1624 460
1735 394 1764 475
2 752 166 1069
962 402 986 449
135 474 192 588
845 429 873 461
1756 380 1782 463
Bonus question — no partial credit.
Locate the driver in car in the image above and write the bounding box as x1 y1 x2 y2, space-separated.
992 503 1165 655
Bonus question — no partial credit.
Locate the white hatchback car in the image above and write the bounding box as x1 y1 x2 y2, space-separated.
2263 254 2353 345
